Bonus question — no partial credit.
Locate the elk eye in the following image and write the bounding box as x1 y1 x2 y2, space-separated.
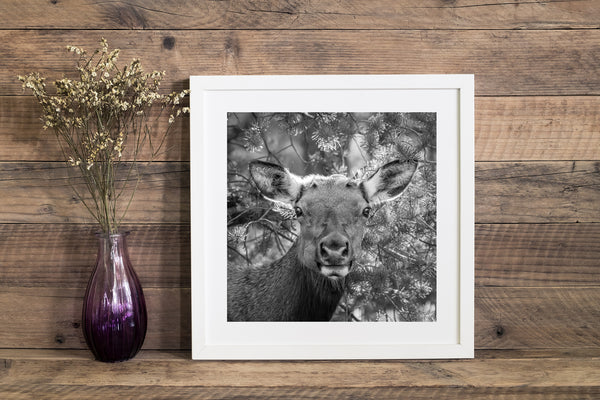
362 206 372 218
294 206 304 218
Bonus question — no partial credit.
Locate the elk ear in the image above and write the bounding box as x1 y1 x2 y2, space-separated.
249 161 303 204
361 160 418 204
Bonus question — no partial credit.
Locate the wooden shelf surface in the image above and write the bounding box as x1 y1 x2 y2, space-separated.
2 349 600 399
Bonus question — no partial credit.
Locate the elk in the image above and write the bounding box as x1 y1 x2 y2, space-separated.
227 159 418 321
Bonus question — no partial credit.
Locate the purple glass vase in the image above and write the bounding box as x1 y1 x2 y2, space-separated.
82 232 147 362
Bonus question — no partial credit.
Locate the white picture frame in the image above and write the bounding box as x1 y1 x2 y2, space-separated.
190 75 474 360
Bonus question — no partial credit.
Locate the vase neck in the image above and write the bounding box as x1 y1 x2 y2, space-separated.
96 232 130 269
97 232 128 242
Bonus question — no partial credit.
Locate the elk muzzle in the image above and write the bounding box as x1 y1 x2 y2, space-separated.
316 232 352 279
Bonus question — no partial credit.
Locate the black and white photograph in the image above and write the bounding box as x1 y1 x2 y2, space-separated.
226 112 437 322
191 75 473 359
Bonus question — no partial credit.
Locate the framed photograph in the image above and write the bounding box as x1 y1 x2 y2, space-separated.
190 75 474 359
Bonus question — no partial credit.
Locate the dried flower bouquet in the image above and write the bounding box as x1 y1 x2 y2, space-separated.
19 39 189 234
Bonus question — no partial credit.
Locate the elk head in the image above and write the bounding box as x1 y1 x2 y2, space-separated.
249 160 418 281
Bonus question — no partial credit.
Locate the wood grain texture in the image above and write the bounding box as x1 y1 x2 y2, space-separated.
476 287 600 349
1 0 598 30
1 0 599 394
475 224 600 287
476 97 600 161
0 162 189 224
2 161 598 224
3 95 599 162
1 350 600 388
2 384 600 400
0 224 190 288
3 30 600 96
0 287 190 350
0 96 189 162
1 223 598 289
1 287 599 350
475 161 600 223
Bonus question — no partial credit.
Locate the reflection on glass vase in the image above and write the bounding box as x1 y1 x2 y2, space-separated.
82 232 147 362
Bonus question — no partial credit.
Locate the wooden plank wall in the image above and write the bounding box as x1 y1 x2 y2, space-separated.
1 1 599 398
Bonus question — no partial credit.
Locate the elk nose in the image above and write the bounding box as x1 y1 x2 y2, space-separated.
318 233 351 265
